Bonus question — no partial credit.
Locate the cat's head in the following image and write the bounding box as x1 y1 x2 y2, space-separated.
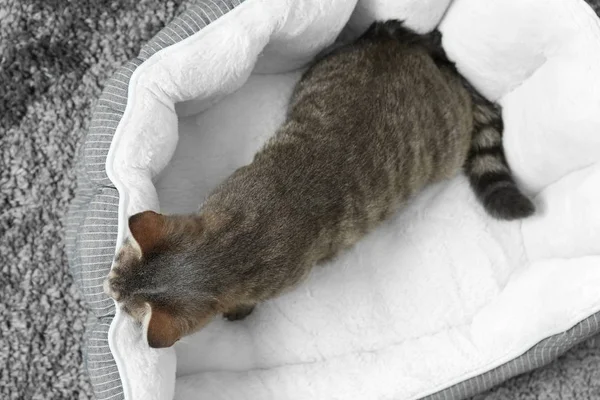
103 211 232 348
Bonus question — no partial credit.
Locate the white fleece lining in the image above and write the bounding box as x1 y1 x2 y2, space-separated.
102 0 600 399
416 297 600 399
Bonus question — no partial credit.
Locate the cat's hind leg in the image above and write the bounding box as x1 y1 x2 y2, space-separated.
223 304 256 321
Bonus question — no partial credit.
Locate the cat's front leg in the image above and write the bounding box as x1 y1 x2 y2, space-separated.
223 304 255 321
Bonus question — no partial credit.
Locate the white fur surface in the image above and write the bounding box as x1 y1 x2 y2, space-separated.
105 0 600 399
348 0 452 34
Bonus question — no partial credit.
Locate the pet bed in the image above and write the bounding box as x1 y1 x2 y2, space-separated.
65 0 600 399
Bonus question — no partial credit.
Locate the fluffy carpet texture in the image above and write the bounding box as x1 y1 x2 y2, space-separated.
0 1 598 399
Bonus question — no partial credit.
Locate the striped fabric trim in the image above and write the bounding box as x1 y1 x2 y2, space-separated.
65 0 600 399
65 1 246 399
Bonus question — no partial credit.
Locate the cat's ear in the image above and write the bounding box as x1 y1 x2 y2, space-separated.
128 211 165 255
144 304 181 348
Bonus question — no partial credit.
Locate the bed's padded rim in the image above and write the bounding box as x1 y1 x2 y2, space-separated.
65 0 600 399
423 311 600 399
65 1 246 399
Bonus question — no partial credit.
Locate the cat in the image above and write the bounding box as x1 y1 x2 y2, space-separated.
104 20 534 348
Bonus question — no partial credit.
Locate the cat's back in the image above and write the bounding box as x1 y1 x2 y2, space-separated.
289 33 469 133
203 23 476 277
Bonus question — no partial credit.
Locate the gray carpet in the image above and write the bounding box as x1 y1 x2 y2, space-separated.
0 1 599 399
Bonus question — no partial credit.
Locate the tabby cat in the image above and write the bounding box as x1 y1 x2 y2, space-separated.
104 20 534 348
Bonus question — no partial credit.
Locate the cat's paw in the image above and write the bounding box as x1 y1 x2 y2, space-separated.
103 241 141 302
223 304 255 321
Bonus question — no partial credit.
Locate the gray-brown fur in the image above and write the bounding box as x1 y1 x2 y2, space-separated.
105 20 534 348
373 21 535 220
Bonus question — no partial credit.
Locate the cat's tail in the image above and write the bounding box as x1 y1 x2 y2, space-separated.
463 91 535 220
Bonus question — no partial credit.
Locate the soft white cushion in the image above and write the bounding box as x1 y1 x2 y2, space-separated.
105 0 600 399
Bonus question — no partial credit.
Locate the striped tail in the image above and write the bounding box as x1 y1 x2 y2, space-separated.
463 91 535 220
